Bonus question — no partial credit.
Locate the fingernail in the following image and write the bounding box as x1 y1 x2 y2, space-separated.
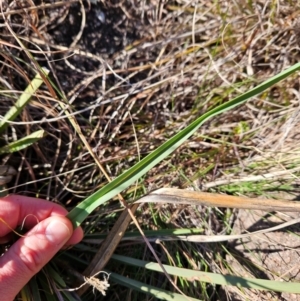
45 220 71 243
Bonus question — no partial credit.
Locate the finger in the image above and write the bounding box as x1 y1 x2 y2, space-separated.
0 194 69 236
0 216 73 301
0 194 84 246
66 226 84 246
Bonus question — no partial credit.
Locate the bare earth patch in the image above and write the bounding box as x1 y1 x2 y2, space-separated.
222 191 300 300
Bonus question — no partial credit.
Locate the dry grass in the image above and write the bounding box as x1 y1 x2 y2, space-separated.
1 0 300 300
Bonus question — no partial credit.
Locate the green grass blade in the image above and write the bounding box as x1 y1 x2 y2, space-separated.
108 271 200 301
20 284 32 301
0 130 46 155
67 62 300 228
28 277 42 301
44 264 80 301
84 228 204 240
45 264 67 288
111 255 300 293
0 68 49 134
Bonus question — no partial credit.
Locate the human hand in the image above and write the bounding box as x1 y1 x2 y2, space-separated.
0 194 84 301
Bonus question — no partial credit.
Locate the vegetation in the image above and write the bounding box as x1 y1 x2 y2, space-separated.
1 0 300 300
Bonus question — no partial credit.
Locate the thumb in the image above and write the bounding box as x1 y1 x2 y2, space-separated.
0 216 73 301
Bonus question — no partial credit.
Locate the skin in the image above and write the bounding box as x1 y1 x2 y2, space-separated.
0 194 84 301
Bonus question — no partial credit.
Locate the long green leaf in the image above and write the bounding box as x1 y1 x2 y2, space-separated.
45 264 79 301
0 68 49 134
67 62 300 228
19 284 32 301
108 271 200 301
0 130 46 155
38 271 57 301
28 277 42 301
111 255 300 293
84 228 204 241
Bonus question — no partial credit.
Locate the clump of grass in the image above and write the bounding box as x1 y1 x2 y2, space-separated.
1 0 300 300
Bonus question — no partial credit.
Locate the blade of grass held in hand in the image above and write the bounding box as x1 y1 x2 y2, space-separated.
67 62 300 228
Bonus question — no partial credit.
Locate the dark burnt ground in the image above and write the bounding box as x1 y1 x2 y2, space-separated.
2 0 144 199
1 0 213 205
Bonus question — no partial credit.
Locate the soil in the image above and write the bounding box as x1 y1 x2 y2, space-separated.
220 191 300 301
